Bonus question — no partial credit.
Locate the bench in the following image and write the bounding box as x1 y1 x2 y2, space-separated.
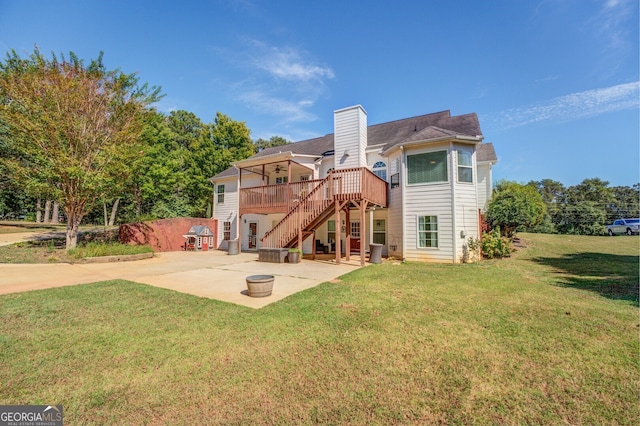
258 248 289 263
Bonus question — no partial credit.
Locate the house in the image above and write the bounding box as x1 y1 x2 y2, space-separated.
210 105 497 264
183 224 214 251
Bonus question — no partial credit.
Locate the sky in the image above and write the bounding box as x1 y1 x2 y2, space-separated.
0 0 638 187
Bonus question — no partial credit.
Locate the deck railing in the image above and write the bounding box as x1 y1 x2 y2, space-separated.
259 167 388 248
239 179 324 215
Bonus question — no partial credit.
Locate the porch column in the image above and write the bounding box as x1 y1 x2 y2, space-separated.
345 206 351 262
334 201 341 265
360 200 368 266
235 165 241 244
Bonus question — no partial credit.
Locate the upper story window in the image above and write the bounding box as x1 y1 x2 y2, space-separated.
372 161 387 181
216 184 225 203
275 176 288 184
457 151 473 183
407 151 448 184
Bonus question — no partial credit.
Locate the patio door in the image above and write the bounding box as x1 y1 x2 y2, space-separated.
350 221 360 252
248 222 258 249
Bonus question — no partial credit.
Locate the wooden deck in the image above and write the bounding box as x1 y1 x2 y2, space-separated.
239 167 387 216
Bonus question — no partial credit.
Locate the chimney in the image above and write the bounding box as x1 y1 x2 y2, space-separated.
333 105 367 170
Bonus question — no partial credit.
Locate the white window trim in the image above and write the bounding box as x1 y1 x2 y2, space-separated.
416 215 439 249
406 150 449 186
457 150 474 184
216 184 225 204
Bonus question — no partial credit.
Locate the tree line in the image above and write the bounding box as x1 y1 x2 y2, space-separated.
0 48 289 249
486 178 640 237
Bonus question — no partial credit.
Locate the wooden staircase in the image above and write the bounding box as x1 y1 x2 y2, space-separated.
261 168 387 249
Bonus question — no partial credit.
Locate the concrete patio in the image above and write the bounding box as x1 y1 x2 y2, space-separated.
0 250 366 308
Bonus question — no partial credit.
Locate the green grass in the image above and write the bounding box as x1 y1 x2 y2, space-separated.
67 242 153 259
0 233 637 424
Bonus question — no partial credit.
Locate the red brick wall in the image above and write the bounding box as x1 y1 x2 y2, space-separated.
119 218 219 252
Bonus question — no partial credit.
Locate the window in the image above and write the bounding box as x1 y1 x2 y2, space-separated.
275 176 288 184
407 151 448 184
372 161 387 181
327 220 336 243
300 175 311 181
373 219 386 245
457 151 473 183
417 216 438 248
223 221 231 241
216 184 225 203
390 173 400 189
350 221 360 238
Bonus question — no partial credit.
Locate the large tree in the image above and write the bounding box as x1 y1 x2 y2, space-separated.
0 48 161 249
486 181 546 238
254 135 291 152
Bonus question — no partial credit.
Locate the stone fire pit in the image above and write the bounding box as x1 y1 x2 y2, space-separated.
245 275 275 297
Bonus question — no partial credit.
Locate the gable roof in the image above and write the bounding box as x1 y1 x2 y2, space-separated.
477 143 498 163
211 110 485 180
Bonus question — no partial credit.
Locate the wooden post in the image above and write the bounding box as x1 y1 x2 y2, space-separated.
334 201 341 265
345 206 351 262
298 210 303 254
312 230 317 260
358 200 368 266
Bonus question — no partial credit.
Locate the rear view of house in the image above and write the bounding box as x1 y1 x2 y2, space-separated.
211 105 497 263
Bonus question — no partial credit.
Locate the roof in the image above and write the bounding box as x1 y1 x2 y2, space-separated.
184 225 212 236
477 143 497 163
212 110 485 180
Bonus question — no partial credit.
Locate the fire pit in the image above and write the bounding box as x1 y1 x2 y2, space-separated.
245 275 275 297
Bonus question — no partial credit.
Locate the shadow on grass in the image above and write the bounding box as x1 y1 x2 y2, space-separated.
530 252 639 306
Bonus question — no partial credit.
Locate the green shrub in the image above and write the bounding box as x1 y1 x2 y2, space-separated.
67 242 153 259
481 228 512 259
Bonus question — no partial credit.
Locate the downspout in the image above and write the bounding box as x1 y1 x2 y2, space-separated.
450 142 457 263
400 146 406 261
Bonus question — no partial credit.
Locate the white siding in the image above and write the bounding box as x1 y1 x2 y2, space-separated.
476 163 492 212
404 183 453 262
240 213 282 251
319 156 335 177
403 144 454 263
386 151 403 258
452 148 480 262
334 105 367 169
212 177 238 249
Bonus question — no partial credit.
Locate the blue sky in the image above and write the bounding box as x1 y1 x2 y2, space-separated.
1 0 638 186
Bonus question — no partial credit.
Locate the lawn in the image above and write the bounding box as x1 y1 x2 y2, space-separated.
0 233 637 424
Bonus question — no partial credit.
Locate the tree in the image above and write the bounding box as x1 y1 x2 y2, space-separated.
254 135 291 152
608 184 640 221
485 181 546 238
211 112 255 174
0 48 161 249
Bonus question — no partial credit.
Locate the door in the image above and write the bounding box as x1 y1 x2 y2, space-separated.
248 222 258 249
350 221 360 252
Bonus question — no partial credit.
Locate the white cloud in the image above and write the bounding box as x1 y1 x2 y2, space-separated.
488 81 639 130
593 0 635 51
250 41 334 82
230 39 335 125
238 91 317 123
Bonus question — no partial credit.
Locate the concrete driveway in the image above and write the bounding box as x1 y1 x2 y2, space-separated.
0 250 365 308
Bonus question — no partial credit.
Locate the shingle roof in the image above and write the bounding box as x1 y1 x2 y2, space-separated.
211 110 485 180
477 143 497 163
